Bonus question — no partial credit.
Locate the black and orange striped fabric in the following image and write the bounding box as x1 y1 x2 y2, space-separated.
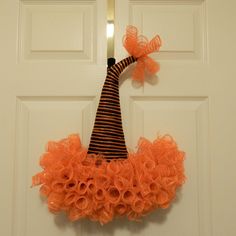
88 56 136 160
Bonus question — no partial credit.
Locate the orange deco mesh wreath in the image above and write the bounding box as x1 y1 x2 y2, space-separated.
32 26 186 225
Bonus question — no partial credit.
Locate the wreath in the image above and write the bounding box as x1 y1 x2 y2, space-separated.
32 26 185 225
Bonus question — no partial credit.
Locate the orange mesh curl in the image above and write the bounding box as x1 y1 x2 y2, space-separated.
123 25 162 82
32 134 185 225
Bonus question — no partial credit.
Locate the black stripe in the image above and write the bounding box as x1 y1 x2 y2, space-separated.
95 118 122 123
90 137 127 145
91 132 124 139
93 123 124 131
99 94 120 100
101 89 119 97
92 128 125 135
96 108 122 116
88 146 127 152
98 102 122 109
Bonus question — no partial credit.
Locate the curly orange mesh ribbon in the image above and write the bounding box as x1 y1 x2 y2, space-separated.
32 134 185 225
123 25 162 82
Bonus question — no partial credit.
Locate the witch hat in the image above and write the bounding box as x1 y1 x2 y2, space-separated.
32 26 186 225
88 25 162 160
88 56 136 160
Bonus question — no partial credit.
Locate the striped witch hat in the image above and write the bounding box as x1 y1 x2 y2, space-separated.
87 56 136 160
87 25 162 160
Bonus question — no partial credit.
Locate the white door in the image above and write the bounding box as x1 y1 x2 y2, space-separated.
1 0 236 236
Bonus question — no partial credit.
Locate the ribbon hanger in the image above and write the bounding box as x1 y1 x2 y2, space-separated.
107 0 115 67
